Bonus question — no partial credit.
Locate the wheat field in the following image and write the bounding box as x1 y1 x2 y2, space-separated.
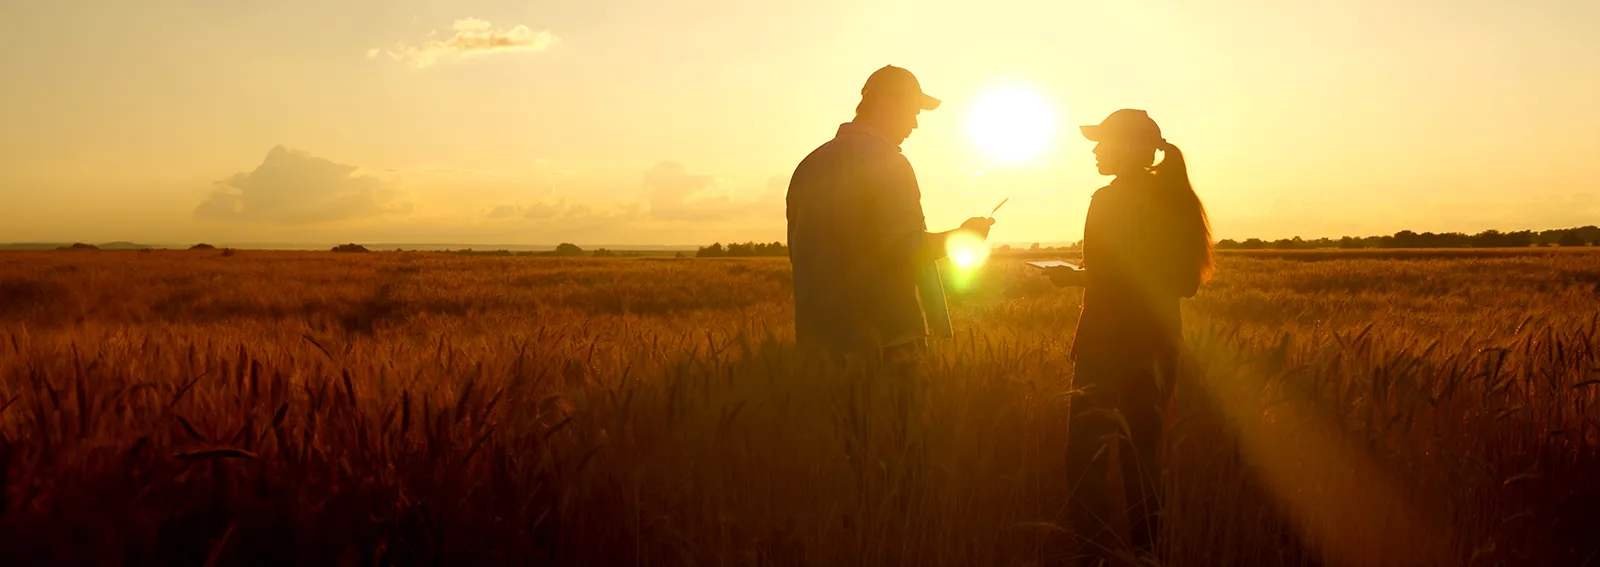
2 249 1599 566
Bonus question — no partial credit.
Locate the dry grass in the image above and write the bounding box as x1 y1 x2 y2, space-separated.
1 249 1599 566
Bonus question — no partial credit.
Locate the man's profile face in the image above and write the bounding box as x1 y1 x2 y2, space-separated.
884 107 921 144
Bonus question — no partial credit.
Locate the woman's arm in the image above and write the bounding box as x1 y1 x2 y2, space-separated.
1046 189 1106 288
1047 265 1087 287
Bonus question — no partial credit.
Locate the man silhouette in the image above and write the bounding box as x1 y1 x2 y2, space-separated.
786 65 994 359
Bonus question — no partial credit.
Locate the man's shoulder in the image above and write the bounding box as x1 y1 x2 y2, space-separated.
796 134 902 174
799 137 845 162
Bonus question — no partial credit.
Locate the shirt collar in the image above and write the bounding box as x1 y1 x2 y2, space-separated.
1110 171 1157 187
836 122 902 152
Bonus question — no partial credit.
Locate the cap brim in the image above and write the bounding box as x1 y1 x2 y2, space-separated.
920 94 941 111
1079 125 1102 142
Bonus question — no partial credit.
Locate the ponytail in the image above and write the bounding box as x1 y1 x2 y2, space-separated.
1152 142 1215 287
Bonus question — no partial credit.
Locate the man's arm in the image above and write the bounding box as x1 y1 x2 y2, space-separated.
874 156 992 266
917 222 994 264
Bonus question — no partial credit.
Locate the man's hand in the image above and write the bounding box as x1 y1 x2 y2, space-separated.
1044 265 1086 288
922 217 997 263
961 217 995 240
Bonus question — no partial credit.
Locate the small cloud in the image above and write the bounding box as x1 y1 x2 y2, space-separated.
485 197 644 224
487 204 520 219
645 162 733 221
380 18 558 68
194 146 411 225
767 175 790 192
365 48 380 59
523 199 569 220
480 199 572 220
643 162 783 222
646 162 714 203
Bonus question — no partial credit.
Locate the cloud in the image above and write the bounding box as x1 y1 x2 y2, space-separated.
487 204 520 219
381 18 557 68
524 199 572 220
483 199 646 245
194 146 411 225
484 198 642 223
645 162 718 217
644 162 782 222
768 175 791 192
640 161 784 221
365 48 380 59
482 200 567 220
480 163 782 242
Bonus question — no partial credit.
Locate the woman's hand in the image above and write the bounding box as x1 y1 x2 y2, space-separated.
1044 265 1086 288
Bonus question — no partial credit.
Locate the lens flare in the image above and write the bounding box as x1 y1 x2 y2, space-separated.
946 231 990 270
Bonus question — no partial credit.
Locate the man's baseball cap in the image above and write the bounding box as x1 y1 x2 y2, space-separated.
861 65 941 111
1081 109 1163 145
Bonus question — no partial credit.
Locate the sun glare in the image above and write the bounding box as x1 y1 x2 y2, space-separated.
946 231 991 270
967 84 1058 164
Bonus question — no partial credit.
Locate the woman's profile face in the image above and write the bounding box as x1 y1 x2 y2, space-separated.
1092 141 1128 176
1092 141 1152 176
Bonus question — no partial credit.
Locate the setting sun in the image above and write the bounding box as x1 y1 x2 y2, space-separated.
966 84 1058 164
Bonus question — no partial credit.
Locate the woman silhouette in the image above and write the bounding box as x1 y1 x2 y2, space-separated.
1044 109 1212 560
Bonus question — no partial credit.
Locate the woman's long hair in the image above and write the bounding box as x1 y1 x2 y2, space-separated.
1150 142 1215 286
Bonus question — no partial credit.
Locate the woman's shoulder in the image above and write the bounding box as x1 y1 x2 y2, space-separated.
1096 173 1161 200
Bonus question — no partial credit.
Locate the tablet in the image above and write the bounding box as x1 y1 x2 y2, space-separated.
1026 260 1081 270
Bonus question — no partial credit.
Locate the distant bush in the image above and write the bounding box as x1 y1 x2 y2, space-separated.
592 248 618 258
554 243 584 257
221 248 237 257
58 243 99 250
332 243 371 253
190 243 216 250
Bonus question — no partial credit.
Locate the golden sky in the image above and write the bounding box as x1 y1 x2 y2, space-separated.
1 0 1596 246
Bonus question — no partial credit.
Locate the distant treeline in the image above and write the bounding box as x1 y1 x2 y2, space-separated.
1217 226 1600 250
693 226 1600 259
993 243 1082 256
696 242 789 258
28 224 1600 259
447 243 663 258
